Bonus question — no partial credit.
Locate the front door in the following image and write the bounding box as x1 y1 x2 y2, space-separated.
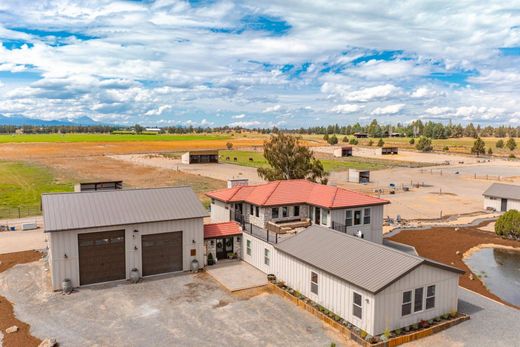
314 206 320 224
501 198 508 212
216 237 234 260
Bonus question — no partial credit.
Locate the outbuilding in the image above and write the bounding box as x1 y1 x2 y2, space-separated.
333 146 353 157
483 183 520 212
348 169 370 183
378 147 399 155
42 187 208 290
181 150 219 164
74 180 123 192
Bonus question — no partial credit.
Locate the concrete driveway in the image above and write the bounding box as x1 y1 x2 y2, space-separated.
0 260 349 347
206 261 267 292
0 216 46 254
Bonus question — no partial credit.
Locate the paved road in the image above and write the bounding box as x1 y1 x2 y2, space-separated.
409 288 520 346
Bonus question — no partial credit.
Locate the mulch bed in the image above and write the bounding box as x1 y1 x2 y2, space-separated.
0 250 42 347
389 221 520 309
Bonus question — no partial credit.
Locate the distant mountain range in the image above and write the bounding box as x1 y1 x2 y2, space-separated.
0 114 109 126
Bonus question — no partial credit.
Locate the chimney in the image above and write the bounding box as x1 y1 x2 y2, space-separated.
227 178 249 188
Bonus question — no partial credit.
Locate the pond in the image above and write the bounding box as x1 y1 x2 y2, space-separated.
464 247 520 306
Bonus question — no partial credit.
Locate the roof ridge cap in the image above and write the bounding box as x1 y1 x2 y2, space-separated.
262 180 282 205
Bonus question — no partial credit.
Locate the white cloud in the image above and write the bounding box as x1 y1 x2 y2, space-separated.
262 104 281 113
232 113 246 119
425 106 452 115
371 104 405 115
330 104 362 114
228 120 261 127
144 105 172 116
346 84 400 102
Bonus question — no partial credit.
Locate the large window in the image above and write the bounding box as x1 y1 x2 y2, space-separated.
363 208 371 224
322 209 328 225
414 287 424 312
264 248 270 266
354 210 362 225
294 205 300 217
246 240 251 256
426 285 436 309
402 290 412 316
311 272 318 294
346 210 353 227
282 206 288 218
272 207 279 219
353 292 362 319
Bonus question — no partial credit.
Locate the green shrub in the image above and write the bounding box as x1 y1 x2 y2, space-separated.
496 139 504 148
495 210 520 238
328 134 339 145
342 136 349 143
349 138 359 145
506 138 517 151
377 138 385 147
394 328 402 335
443 146 449 151
367 139 373 146
360 330 368 338
416 136 433 152
509 153 516 159
409 138 415 145
488 147 493 155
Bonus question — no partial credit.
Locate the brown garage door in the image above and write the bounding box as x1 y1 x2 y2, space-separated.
142 231 183 276
78 230 126 285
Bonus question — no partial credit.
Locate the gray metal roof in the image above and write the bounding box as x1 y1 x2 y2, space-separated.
483 183 520 200
275 225 463 293
42 186 208 232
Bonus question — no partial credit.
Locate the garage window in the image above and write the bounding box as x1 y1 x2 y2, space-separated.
246 240 251 256
353 292 362 319
311 271 318 294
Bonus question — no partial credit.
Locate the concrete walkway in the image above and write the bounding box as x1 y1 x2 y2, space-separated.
206 261 267 292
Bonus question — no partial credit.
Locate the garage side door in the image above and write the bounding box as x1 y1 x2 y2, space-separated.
78 230 126 285
142 231 183 276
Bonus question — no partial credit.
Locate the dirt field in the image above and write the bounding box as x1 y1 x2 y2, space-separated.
389 222 520 309
0 251 42 347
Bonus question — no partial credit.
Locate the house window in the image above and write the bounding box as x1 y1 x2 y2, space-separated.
282 206 288 218
294 205 300 217
426 285 436 309
272 207 279 219
246 240 251 256
353 292 362 319
255 206 259 217
346 210 353 227
211 198 215 204
322 209 328 225
401 290 412 316
264 248 270 266
363 208 371 224
250 205 254 215
354 210 362 225
414 287 424 312
311 271 318 294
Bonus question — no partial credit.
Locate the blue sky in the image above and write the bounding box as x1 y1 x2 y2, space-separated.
0 0 519 127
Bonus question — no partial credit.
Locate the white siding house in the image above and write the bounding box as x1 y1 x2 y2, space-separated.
241 226 463 337
483 183 520 212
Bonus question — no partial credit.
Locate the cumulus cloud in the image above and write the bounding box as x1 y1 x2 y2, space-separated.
371 104 405 115
228 120 261 127
263 105 282 113
346 84 400 102
330 104 363 114
232 113 246 119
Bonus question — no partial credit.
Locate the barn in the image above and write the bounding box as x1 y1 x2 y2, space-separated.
379 147 399 155
483 183 520 212
42 187 208 290
181 150 219 164
348 168 370 183
333 146 353 157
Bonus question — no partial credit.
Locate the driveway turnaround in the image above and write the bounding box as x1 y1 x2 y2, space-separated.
0 260 350 347
206 261 267 292
408 288 520 347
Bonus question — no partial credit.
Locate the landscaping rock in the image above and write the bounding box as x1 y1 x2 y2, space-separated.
5 325 18 334
469 273 474 280
38 338 57 347
455 250 461 255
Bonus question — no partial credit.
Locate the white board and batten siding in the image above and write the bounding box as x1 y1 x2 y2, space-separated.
48 218 204 290
330 205 384 244
373 264 459 334
484 196 520 211
210 200 231 223
242 232 275 274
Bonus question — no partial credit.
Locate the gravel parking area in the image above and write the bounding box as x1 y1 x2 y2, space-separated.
0 260 349 347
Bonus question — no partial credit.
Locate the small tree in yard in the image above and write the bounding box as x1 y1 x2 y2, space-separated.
488 147 493 155
496 139 504 149
443 146 449 152
377 138 385 147
367 139 373 146
226 142 233 150
409 138 415 145
471 137 486 156
323 133 329 142
328 134 338 145
342 136 349 143
506 138 517 151
416 136 433 152
495 210 520 239
258 133 328 184
349 138 359 145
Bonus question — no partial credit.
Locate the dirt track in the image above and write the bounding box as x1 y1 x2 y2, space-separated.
389 222 520 309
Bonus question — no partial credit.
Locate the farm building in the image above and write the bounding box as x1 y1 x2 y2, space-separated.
348 169 370 183
333 146 353 157
181 149 219 164
42 187 208 290
242 225 463 336
207 179 389 244
483 183 520 212
354 133 368 138
203 221 242 264
377 147 399 155
74 180 123 192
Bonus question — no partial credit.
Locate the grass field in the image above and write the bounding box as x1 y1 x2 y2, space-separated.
0 133 232 143
218 150 408 172
0 161 73 218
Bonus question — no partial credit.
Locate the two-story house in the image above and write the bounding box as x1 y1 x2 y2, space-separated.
206 179 389 244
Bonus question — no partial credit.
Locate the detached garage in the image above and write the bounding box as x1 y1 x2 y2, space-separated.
42 187 208 290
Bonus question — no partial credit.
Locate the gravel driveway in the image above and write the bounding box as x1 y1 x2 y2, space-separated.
0 260 349 347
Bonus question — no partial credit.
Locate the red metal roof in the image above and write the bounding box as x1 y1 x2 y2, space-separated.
206 179 389 209
204 221 242 239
